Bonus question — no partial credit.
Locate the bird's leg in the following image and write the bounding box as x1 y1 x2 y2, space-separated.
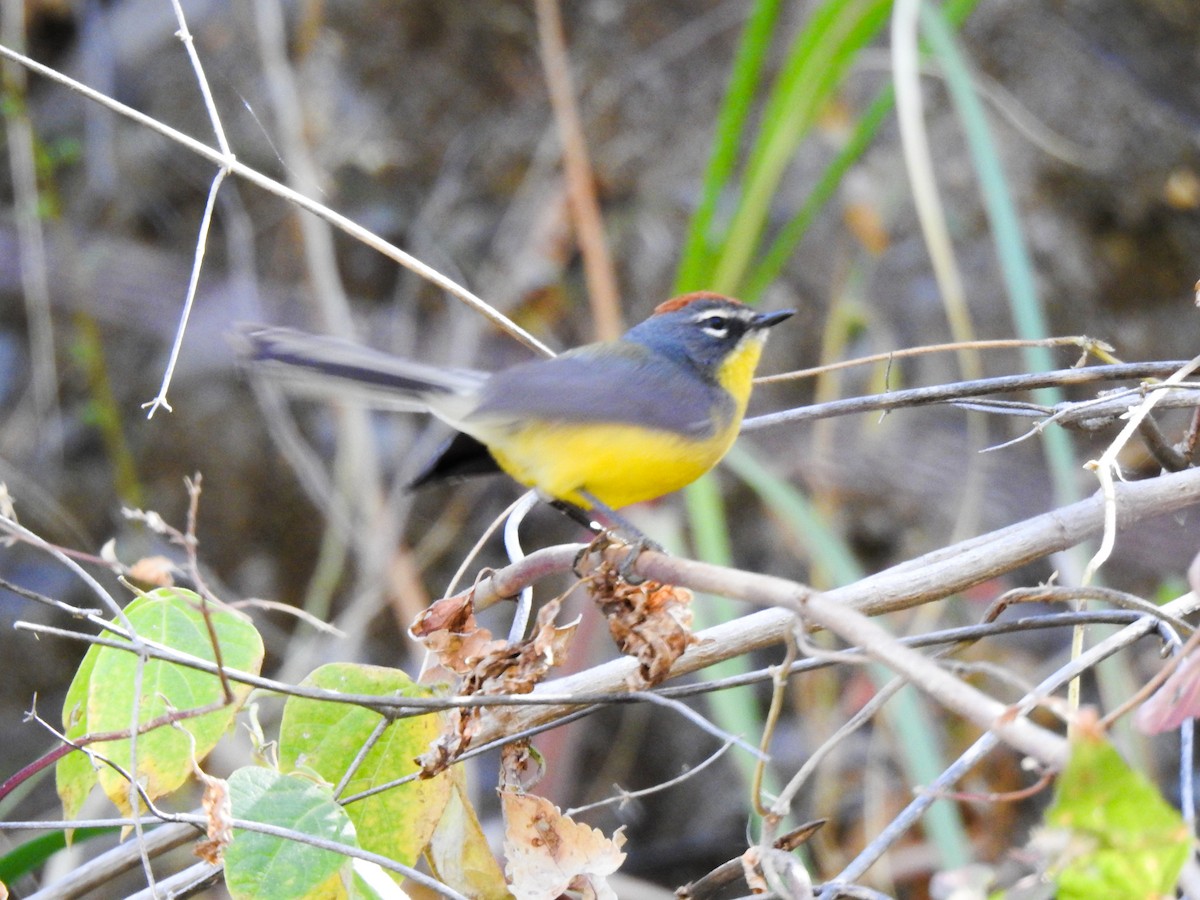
549 498 604 533
574 492 663 582
548 499 617 577
549 495 662 581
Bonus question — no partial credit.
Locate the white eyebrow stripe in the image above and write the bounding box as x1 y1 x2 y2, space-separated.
691 309 757 327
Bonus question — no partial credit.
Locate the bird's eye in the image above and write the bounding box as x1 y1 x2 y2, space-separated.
700 315 729 334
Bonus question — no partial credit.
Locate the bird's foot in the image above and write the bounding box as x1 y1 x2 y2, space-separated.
572 528 662 584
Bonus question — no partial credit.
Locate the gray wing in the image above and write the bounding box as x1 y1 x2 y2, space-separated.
463 343 729 437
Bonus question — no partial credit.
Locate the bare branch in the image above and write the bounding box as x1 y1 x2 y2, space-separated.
0 40 553 357
742 360 1196 431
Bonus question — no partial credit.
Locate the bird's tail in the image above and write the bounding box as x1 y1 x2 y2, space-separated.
235 326 487 411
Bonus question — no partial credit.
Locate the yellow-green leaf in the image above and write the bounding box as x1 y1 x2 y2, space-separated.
56 588 264 817
56 635 102 822
278 663 451 872
427 767 509 899
1045 730 1191 898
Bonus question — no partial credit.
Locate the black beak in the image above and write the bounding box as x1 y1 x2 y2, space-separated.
752 309 795 330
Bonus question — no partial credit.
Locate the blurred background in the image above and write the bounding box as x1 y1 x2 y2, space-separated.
2 0 1200 895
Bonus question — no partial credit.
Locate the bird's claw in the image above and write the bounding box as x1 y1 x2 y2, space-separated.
573 530 663 583
573 529 616 578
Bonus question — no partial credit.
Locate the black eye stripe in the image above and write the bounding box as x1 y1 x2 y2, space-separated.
692 308 754 334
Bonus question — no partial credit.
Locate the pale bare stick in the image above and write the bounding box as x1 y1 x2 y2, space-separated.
756 335 1115 384
535 0 624 340
0 41 554 360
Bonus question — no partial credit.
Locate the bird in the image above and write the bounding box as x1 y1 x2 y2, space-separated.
240 292 793 531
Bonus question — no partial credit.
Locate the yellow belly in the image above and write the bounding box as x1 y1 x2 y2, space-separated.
486 421 739 510
463 333 766 510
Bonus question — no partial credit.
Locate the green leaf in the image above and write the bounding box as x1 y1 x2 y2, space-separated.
56 633 102 822
279 664 451 872
0 826 116 884
1045 731 1191 897
225 767 357 900
56 588 264 817
675 0 785 294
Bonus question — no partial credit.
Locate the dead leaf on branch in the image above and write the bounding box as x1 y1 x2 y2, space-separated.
588 563 698 686
500 741 544 794
193 768 232 864
410 593 499 680
501 787 627 900
412 598 577 774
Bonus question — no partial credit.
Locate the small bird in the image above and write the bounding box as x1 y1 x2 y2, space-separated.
242 292 792 526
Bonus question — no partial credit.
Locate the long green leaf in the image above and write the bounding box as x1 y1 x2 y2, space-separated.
676 0 786 293
712 0 892 293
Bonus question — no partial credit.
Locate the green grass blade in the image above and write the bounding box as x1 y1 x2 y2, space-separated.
684 475 773 791
0 826 117 884
723 445 972 868
742 0 983 303
676 0 786 294
712 0 893 293
920 4 1082 516
743 86 896 303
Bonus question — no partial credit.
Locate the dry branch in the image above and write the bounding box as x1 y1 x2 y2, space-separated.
468 466 1200 761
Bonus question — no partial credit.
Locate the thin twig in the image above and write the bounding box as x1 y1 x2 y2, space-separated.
756 335 1113 384
504 490 542 642
534 0 624 340
975 383 1200 453
0 40 554 357
826 588 1200 890
12 610 1152 722
443 491 533 600
0 513 134 626
1099 618 1200 729
565 739 737 817
0 575 99 618
2 694 229 805
140 0 238 417
742 360 1194 432
142 162 228 418
1083 353 1200 584
753 631 798 817
228 597 347 636
1138 413 1191 471
984 585 1194 638
332 715 393 800
766 677 907 843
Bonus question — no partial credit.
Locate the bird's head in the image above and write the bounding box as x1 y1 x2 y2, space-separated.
625 292 794 378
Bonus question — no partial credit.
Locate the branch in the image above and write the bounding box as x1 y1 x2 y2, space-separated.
0 40 553 359
468 466 1200 759
743 360 1194 430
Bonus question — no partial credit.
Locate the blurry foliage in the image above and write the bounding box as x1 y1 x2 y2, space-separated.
0 0 1199 897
